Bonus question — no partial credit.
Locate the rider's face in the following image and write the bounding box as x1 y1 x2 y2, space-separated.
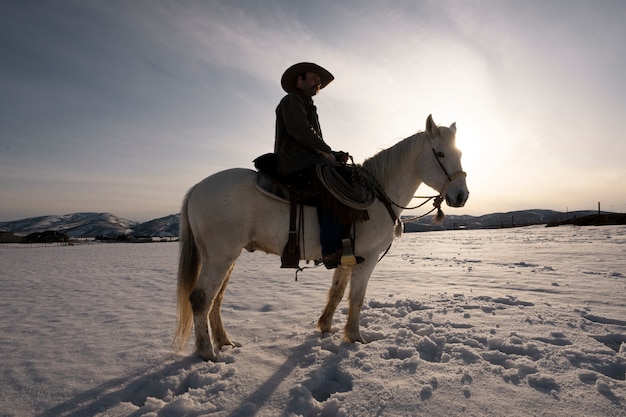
296 72 322 96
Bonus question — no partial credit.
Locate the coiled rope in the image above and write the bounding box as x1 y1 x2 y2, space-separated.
315 162 376 210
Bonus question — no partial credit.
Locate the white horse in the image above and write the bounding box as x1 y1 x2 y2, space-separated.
173 115 468 361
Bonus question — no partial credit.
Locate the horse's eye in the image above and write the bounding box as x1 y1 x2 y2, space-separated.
436 152 445 158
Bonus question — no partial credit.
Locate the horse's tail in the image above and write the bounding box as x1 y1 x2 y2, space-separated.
172 186 200 352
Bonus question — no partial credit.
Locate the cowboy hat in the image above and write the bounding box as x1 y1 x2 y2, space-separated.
280 62 334 93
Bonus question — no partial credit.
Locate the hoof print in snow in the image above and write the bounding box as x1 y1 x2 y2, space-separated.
297 363 353 403
527 374 560 394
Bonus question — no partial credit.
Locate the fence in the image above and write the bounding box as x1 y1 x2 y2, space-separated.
0 242 77 249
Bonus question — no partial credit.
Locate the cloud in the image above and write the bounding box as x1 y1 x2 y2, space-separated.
1 1 625 220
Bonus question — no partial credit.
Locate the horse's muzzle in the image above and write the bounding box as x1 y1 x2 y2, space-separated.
446 190 469 208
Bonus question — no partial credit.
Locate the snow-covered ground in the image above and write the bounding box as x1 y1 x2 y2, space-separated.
1 225 625 417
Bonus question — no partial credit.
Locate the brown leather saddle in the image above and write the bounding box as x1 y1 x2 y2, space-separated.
253 153 376 269
253 153 319 269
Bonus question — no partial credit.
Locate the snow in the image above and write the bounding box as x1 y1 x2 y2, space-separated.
1 225 625 417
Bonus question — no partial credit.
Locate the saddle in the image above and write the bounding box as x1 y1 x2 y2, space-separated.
254 153 319 206
253 153 375 269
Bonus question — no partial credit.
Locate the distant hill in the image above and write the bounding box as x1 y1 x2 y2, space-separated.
546 213 626 227
0 209 621 239
402 209 609 232
131 214 180 237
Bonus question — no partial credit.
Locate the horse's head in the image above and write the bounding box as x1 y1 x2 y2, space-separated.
422 115 469 208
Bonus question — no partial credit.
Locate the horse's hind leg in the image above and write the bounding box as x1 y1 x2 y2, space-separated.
209 264 237 350
191 259 237 361
318 267 351 334
190 282 213 361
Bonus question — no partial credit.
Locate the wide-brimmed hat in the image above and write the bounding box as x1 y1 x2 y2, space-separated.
280 62 334 93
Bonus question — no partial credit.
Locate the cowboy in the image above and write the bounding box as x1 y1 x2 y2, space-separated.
274 62 356 269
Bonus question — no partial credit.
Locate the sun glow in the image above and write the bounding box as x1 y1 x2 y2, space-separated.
453 115 492 173
445 112 513 215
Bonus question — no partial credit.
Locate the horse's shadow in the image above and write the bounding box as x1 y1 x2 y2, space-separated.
226 336 318 417
39 334 355 417
35 355 203 417
228 332 358 417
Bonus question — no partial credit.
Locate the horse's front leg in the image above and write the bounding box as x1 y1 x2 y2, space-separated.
318 267 351 333
344 263 375 343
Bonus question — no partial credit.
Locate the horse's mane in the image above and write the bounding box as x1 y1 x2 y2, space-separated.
361 131 445 225
361 132 424 186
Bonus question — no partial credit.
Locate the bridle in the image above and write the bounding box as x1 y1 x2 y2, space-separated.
431 147 467 195
366 144 466 218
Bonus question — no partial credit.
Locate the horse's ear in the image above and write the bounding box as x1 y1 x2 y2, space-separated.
450 122 457 134
426 114 439 138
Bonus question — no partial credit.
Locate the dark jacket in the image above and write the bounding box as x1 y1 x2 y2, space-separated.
274 91 332 176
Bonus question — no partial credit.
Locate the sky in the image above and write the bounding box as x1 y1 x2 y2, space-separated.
1 0 626 222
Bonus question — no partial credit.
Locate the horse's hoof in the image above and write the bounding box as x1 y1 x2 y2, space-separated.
344 333 367 344
319 332 333 340
222 340 242 349
197 349 218 362
317 323 331 334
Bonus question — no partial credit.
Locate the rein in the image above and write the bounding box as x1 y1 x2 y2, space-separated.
362 143 465 263
360 166 444 226
298 140 467 271
360 166 445 264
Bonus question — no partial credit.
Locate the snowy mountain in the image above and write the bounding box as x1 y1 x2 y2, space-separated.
0 212 138 238
0 212 183 238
